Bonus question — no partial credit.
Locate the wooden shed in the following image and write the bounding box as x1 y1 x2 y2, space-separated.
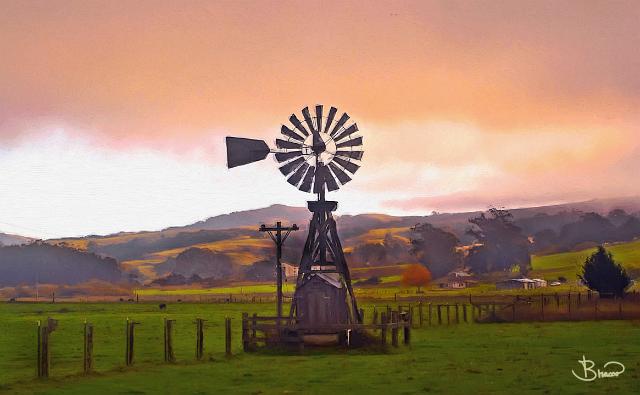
295 273 350 332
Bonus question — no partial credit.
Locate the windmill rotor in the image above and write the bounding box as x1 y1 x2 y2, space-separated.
225 105 364 194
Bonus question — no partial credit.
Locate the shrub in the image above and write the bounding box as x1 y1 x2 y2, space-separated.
579 246 631 298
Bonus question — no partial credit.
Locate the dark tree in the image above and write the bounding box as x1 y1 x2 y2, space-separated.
558 212 616 250
579 246 631 298
465 208 531 274
410 223 461 278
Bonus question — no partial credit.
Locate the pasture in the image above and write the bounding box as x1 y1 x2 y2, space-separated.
1 302 639 394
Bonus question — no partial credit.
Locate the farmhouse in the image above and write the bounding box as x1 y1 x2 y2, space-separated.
449 271 473 288
281 262 298 280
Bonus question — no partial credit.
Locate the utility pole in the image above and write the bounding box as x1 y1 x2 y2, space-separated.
259 222 298 318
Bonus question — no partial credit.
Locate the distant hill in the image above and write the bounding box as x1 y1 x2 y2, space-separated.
0 242 122 286
170 204 311 231
40 196 640 283
0 232 33 246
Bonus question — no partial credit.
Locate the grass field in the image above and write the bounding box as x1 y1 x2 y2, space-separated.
1 302 639 394
530 240 640 281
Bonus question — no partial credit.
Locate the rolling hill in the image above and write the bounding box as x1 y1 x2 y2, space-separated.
15 195 639 284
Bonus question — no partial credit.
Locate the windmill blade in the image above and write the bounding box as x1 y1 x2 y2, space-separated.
315 105 323 133
281 125 305 142
333 156 360 174
299 165 315 192
276 138 302 150
279 157 305 176
313 164 338 193
302 107 316 134
275 151 302 162
289 114 310 136
330 113 350 137
287 162 309 187
324 106 337 133
336 136 363 148
225 137 270 168
328 162 352 185
336 150 364 160
333 123 359 143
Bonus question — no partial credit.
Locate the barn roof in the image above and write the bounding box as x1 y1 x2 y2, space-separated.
300 272 343 289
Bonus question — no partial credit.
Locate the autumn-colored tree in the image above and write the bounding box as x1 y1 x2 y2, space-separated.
401 264 432 293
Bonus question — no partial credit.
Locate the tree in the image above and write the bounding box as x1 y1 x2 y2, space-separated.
410 223 461 278
465 208 531 274
579 246 631 298
401 264 432 292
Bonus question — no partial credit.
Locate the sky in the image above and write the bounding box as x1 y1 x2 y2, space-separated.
1 0 639 238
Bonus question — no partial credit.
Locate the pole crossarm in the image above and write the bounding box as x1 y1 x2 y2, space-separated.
259 222 299 318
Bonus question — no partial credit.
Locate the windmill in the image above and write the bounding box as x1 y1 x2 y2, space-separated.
226 105 363 330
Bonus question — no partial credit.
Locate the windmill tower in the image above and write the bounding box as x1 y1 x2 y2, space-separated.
226 105 364 329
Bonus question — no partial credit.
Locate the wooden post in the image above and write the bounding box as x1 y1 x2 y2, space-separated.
446 305 450 325
391 312 399 347
568 293 571 315
36 321 41 377
373 307 378 325
577 292 581 306
471 303 476 321
463 304 468 323
555 292 560 309
241 313 249 352
251 313 257 340
195 318 205 360
403 315 411 345
83 321 94 373
455 304 459 324
540 294 544 321
428 303 432 326
437 305 442 325
125 319 138 366
380 312 387 345
225 317 232 356
418 303 423 327
164 319 176 363
619 300 623 319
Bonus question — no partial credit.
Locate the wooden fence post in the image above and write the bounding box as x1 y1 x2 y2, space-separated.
195 318 205 360
446 305 451 325
164 318 176 363
403 315 411 345
380 312 387 345
391 311 399 347
225 317 232 356
437 305 442 325
463 304 468 323
455 304 460 324
125 318 138 366
418 303 423 327
373 306 378 325
428 303 432 326
241 313 249 352
83 321 94 374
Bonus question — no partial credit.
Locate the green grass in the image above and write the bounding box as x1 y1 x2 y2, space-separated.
531 240 640 282
1 303 639 394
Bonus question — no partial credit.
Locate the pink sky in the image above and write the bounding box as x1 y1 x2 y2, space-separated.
0 1 639 236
